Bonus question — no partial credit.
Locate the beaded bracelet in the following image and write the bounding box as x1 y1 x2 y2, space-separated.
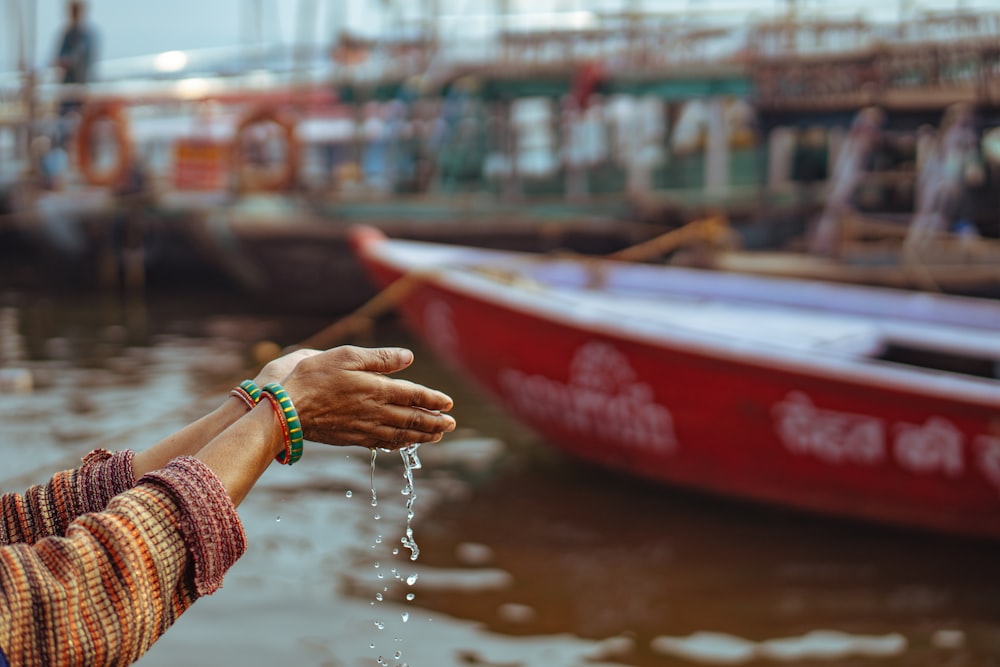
230 379 263 410
261 382 304 465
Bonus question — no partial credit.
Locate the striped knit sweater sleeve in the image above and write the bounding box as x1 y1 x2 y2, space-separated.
0 455 247 666
0 450 137 546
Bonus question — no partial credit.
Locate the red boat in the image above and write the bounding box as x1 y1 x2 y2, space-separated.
350 226 1000 540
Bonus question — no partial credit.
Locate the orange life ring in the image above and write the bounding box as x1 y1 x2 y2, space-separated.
231 107 299 192
76 103 133 188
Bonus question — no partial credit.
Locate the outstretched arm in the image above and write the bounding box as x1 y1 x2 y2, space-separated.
0 351 312 547
0 346 455 665
2 346 454 543
130 348 319 480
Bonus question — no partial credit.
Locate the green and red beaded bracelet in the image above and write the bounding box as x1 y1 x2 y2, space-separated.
231 379 303 465
230 379 263 410
261 382 304 465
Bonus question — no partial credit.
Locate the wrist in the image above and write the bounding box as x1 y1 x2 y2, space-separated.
251 400 289 460
221 395 252 421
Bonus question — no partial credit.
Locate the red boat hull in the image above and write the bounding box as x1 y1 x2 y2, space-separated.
353 230 1000 539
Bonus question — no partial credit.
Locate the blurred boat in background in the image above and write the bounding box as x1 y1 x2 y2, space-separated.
698 213 1000 298
351 226 1000 540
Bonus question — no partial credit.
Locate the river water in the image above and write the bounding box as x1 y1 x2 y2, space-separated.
0 286 997 667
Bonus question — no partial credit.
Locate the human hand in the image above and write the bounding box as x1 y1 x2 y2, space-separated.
253 347 319 388
279 346 456 450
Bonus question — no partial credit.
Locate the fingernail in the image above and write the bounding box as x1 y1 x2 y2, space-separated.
398 348 414 364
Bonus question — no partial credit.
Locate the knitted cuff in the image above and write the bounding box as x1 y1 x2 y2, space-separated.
139 457 247 596
79 449 137 514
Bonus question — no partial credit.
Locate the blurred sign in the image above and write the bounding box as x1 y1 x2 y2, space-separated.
174 138 226 190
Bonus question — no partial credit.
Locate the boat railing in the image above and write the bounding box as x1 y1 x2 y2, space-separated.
750 11 1000 109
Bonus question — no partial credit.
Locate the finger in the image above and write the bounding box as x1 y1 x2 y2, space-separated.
304 406 454 446
333 346 414 374
355 405 455 436
366 428 446 450
375 432 445 451
354 416 452 443
381 379 455 412
313 428 445 451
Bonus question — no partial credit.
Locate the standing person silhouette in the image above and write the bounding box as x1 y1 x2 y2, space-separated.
54 0 97 145
905 102 984 248
807 107 885 257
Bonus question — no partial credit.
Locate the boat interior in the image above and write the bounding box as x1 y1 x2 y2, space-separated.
375 237 1000 382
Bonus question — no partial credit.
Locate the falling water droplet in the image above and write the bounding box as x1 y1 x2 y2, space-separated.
402 527 418 558
401 612 409 623
275 516 281 523
369 643 375 649
370 447 378 507
400 443 422 471
406 593 415 601
392 548 399 555
399 444 422 561
394 651 402 659
346 490 353 498
374 620 385 630
406 573 418 586
375 593 383 602
375 535 382 544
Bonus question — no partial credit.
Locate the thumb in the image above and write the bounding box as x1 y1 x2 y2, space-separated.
338 346 415 374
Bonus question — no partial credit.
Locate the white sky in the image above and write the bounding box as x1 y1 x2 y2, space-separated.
2 0 993 72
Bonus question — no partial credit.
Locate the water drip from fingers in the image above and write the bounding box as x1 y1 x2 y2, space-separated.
366 444 423 667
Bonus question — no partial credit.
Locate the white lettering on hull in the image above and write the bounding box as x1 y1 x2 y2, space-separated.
773 392 885 465
774 391 996 490
894 418 964 477
498 342 678 454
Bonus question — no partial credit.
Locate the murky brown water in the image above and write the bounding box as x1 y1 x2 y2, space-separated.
0 287 997 667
